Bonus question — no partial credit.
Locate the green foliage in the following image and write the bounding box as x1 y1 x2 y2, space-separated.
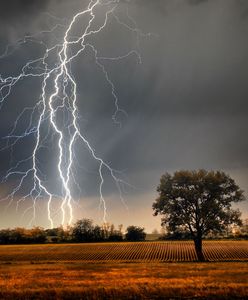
125 226 146 241
152 169 245 260
153 170 244 237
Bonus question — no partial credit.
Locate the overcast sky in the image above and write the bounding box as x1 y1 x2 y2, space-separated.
0 0 247 231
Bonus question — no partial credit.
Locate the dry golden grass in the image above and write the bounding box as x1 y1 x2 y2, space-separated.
0 262 247 299
0 242 247 299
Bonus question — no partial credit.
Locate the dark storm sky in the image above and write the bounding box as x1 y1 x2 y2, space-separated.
0 0 247 230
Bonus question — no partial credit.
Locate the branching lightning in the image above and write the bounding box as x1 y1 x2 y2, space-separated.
0 0 150 228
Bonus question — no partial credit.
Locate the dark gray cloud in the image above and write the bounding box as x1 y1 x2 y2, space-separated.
0 0 50 53
0 0 49 35
0 0 49 19
188 0 209 5
0 0 247 229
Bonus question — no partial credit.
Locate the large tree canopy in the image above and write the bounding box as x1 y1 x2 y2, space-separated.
152 170 245 261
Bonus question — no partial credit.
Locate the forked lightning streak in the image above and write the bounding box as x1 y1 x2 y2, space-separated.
0 0 149 228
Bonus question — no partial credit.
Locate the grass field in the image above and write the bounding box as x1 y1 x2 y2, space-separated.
0 241 247 299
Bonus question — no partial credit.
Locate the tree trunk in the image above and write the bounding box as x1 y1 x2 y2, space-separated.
193 236 205 261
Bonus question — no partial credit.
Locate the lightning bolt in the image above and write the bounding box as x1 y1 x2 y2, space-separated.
0 0 150 228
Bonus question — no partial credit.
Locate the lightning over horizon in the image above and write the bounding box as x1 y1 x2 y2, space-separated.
1 0 247 233
0 0 149 228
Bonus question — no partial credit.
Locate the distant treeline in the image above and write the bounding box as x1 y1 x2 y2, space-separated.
1 218 247 245
0 219 146 244
161 220 248 241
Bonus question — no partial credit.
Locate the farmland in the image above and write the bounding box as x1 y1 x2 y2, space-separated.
0 241 247 299
0 240 247 262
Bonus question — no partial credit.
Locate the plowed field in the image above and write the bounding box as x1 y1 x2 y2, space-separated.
0 240 247 262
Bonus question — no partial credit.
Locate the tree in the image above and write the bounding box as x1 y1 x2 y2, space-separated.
10 228 28 243
72 219 95 242
0 229 12 244
125 226 146 241
29 227 47 243
240 218 248 238
92 225 104 241
45 227 70 242
152 170 245 261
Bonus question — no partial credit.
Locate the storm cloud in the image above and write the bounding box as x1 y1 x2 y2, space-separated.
0 0 247 230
